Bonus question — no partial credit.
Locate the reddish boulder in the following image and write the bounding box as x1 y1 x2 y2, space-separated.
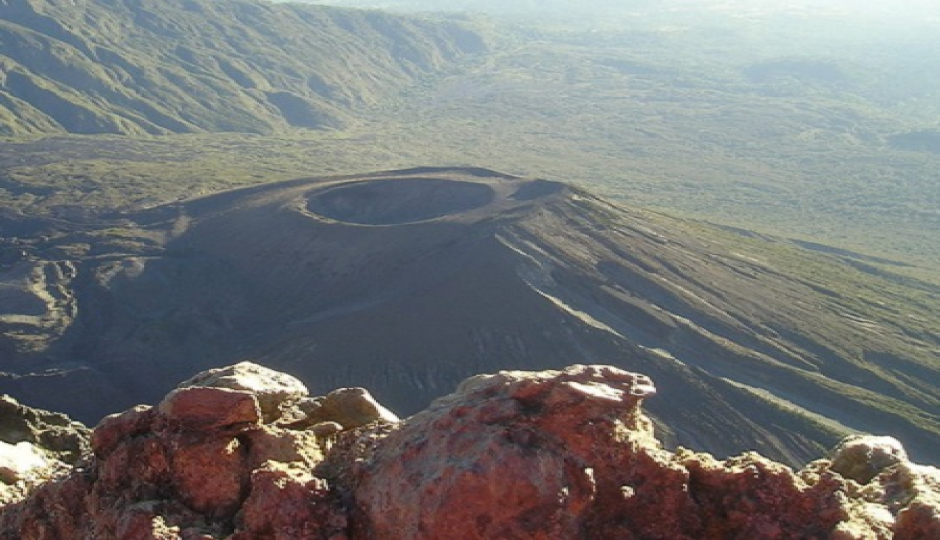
0 362 938 539
233 462 347 540
158 387 261 431
178 362 308 423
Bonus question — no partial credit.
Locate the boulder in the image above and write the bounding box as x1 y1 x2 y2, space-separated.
0 363 938 539
0 394 90 464
0 363 336 538
294 387 399 430
0 394 89 506
92 405 155 459
170 436 249 519
308 422 344 440
158 386 261 431
830 435 908 484
333 364 940 539
233 462 347 540
341 364 845 538
177 361 308 422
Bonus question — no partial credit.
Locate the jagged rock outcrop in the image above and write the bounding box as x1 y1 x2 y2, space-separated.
331 365 940 539
0 362 937 539
0 394 89 505
0 362 384 538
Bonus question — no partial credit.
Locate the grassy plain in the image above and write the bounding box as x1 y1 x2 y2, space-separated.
2 1 939 282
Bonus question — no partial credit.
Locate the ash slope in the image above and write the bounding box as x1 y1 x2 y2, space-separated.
1 167 938 465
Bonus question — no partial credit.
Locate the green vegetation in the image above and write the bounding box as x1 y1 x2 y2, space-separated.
1 0 939 283
0 0 489 135
278 1 940 279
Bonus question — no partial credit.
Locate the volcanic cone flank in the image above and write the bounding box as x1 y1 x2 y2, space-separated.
0 167 938 466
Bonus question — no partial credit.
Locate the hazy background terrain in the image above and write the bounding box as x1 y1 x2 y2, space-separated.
5 0 937 279
293 0 940 276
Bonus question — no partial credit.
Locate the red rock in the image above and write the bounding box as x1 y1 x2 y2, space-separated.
895 498 940 540
344 365 684 539
234 461 347 540
1 363 939 539
158 387 260 431
92 405 155 459
169 434 249 519
178 362 308 423
97 435 170 498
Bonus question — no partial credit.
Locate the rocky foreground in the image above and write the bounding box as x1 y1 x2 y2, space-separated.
0 362 938 539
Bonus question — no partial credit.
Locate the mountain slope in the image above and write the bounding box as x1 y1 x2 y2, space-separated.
1 167 938 465
0 0 487 135
305 0 653 16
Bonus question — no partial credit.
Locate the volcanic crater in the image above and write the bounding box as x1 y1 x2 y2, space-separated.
1 167 939 466
304 177 497 225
